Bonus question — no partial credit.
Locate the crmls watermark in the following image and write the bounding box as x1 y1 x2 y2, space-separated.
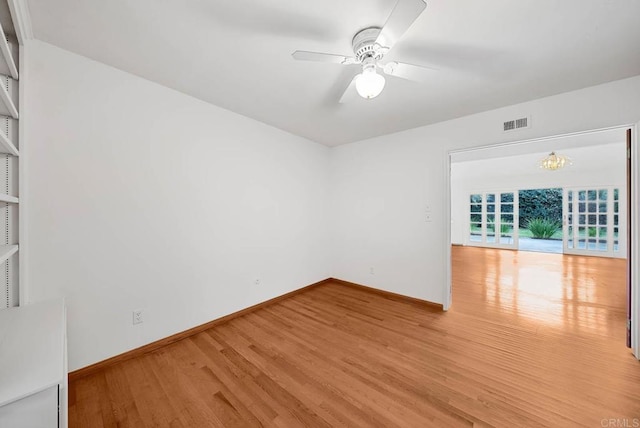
601 418 640 428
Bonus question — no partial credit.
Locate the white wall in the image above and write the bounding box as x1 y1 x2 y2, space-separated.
329 75 640 305
23 39 640 369
24 41 331 371
450 142 628 245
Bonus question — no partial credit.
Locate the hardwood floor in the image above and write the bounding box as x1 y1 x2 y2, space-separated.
69 247 640 427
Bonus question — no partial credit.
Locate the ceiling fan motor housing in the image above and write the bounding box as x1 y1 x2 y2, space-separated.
291 0 430 102
352 27 384 62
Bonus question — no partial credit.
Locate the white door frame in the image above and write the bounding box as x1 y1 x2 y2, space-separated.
631 122 640 358
444 124 640 359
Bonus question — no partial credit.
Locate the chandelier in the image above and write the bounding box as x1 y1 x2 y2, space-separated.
540 152 571 170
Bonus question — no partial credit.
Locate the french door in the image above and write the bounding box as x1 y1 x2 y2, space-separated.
563 186 623 257
469 191 518 249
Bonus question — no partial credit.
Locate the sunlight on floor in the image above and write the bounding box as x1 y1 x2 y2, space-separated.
460 247 626 336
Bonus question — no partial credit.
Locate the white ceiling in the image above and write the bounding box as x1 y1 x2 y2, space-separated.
452 142 626 181
451 127 627 180
450 127 627 162
25 0 640 146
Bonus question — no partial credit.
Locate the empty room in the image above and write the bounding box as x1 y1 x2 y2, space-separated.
1 0 639 427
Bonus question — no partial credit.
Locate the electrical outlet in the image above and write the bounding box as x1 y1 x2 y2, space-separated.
254 278 261 286
425 212 433 222
370 267 375 275
133 309 143 325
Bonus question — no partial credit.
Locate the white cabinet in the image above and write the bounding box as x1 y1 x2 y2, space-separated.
0 387 59 428
0 299 68 427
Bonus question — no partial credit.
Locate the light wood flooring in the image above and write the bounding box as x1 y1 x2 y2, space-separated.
69 247 640 427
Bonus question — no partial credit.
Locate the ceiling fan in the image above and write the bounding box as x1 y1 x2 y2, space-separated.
292 0 430 101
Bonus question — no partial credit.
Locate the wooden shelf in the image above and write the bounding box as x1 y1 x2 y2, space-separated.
0 21 17 79
0 244 17 265
0 129 17 156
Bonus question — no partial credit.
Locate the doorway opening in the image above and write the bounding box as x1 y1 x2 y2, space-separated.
518 188 563 253
451 133 627 259
468 188 566 254
446 125 638 357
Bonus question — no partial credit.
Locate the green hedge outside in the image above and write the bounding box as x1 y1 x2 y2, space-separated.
518 188 562 228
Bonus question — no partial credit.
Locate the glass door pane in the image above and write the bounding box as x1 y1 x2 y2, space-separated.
566 190 574 249
486 194 495 243
613 189 619 252
468 191 518 249
564 187 619 257
469 194 482 243
595 189 607 252
578 190 587 249
499 192 514 244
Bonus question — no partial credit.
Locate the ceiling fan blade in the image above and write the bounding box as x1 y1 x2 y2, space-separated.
292 51 357 65
375 0 427 52
381 61 436 82
339 75 359 103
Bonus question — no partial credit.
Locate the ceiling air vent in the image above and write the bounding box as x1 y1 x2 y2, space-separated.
503 116 530 132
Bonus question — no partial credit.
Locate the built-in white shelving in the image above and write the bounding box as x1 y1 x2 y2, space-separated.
0 22 17 79
0 2 64 425
0 193 17 203
0 0 18 313
0 81 17 119
0 12 18 119
0 130 17 156
0 244 17 265
0 0 19 310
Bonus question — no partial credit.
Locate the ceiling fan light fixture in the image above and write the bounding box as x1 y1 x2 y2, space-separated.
355 65 385 99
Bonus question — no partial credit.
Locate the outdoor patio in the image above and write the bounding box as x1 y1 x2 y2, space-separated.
518 237 562 253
